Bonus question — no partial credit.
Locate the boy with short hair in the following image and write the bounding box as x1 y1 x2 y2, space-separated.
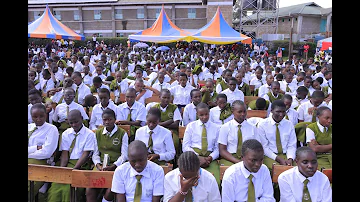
182 89 202 126
210 93 234 125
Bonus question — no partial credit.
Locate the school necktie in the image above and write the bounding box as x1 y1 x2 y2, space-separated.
286 83 291 92
69 133 79 155
148 130 154 153
127 108 132 121
285 111 289 120
28 127 38 140
66 105 70 119
185 188 192 202
302 179 312 202
106 131 111 137
160 84 163 90
74 86 79 103
59 94 65 104
311 108 317 122
275 123 283 154
236 125 243 158
259 79 263 85
134 175 143 202
42 80 48 92
247 174 256 202
201 123 208 156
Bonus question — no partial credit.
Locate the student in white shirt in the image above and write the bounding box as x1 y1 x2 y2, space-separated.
221 139 275 202
89 88 120 130
164 151 221 202
152 72 171 91
291 86 309 110
67 55 83 72
82 65 94 87
133 79 158 106
182 89 202 126
210 93 233 125
47 110 96 202
215 69 232 94
278 147 332 202
50 77 77 105
258 74 274 98
221 77 245 105
281 94 299 126
280 72 297 96
218 100 260 166
86 108 128 202
28 89 44 124
135 107 176 164
93 65 107 81
169 72 195 110
263 81 284 104
111 140 164 202
109 71 129 104
250 67 266 93
91 76 110 94
71 71 92 105
297 90 327 123
183 103 221 185
257 100 297 172
204 64 221 81
116 88 147 141
40 69 55 94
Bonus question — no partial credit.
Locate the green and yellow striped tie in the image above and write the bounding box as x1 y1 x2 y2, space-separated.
275 123 283 154
247 174 255 202
236 125 243 159
201 123 208 156
134 175 143 202
302 179 312 202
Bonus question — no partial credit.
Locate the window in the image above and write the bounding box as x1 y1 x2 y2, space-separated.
137 8 144 19
34 11 41 20
155 8 161 18
116 33 124 37
188 8 196 19
94 10 102 20
74 10 80 21
115 9 123 19
53 11 61 20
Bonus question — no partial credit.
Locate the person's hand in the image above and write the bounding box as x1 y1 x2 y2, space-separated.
200 87 208 93
179 174 199 193
102 164 117 171
147 154 160 161
89 72 92 77
207 101 216 107
198 156 208 167
115 120 122 125
37 145 42 150
275 156 287 165
285 158 293 166
307 107 317 115
96 163 103 171
310 139 319 145
206 156 213 164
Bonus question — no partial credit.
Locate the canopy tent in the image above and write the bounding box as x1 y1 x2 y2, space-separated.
317 37 332 51
28 5 85 40
128 5 190 43
184 7 251 44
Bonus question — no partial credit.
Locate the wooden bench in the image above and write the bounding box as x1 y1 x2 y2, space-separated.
220 165 229 180
118 125 131 137
271 164 294 183
249 85 255 96
246 110 267 118
145 96 161 105
161 164 173 175
244 96 258 106
321 168 332 183
178 126 186 144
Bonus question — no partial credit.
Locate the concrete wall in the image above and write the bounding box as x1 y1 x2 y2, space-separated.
300 16 321 35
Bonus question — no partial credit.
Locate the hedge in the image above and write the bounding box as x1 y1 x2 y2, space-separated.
266 40 316 59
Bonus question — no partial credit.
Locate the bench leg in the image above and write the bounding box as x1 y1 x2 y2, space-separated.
29 181 35 202
70 187 76 202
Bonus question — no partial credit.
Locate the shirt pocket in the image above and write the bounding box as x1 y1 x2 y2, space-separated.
144 183 154 199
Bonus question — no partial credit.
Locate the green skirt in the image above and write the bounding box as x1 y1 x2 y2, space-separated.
219 153 240 166
171 129 180 155
317 154 332 170
192 148 220 186
263 154 296 172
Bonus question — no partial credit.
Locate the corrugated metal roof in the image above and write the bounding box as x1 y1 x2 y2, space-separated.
28 0 118 4
28 0 202 5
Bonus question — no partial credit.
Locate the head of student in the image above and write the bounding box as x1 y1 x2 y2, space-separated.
68 109 84 133
223 69 233 82
295 146 318 178
63 87 75 105
178 151 200 181
115 71 122 82
102 108 116 130
28 89 43 105
205 79 214 93
255 97 267 110
128 140 148 173
270 81 280 96
266 74 275 85
196 103 210 124
31 103 47 127
98 88 110 107
190 89 202 106
317 106 332 127
216 93 228 110
296 86 309 100
228 77 237 92
232 100 247 124
93 76 103 89
146 107 161 130
157 89 171 108
283 94 293 111
310 90 325 107
125 88 136 107
241 139 264 173
179 72 188 87
271 99 286 123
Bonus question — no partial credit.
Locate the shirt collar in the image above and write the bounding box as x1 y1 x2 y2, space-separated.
295 166 314 183
316 121 326 132
70 124 86 136
240 161 259 179
35 122 47 130
146 125 159 134
270 117 283 126
232 119 245 127
129 162 151 178
238 82 244 88
191 102 197 109
102 125 118 137
197 119 209 127
159 104 168 111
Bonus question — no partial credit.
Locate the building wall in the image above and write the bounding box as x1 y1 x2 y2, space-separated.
300 16 321 35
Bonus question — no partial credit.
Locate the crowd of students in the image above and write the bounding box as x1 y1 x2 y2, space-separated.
28 40 332 202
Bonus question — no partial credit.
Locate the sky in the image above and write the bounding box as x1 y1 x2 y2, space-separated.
279 0 332 8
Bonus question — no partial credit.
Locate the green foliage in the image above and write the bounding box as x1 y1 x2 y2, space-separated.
267 40 316 59
28 37 129 48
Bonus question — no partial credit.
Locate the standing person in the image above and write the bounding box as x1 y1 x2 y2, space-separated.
92 34 97 50
111 140 164 202
303 43 310 61
276 47 283 60
221 139 275 202
278 146 332 202
163 151 221 202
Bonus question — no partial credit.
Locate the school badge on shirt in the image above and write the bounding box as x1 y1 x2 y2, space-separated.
168 112 174 119
112 138 120 145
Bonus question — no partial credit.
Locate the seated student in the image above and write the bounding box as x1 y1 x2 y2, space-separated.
28 103 59 198
83 94 98 117
218 100 260 166
263 81 284 104
29 69 40 89
312 77 332 102
280 72 297 96
163 151 221 202
278 146 332 202
116 88 147 142
235 71 252 96
82 65 94 87
93 65 107 81
204 64 221 81
183 89 202 126
257 100 297 171
128 68 151 87
89 88 119 130
258 74 274 98
275 73 284 83
40 68 56 94
184 67 198 87
170 71 180 88
249 67 265 95
302 76 313 98
135 107 176 164
215 69 232 93
221 77 245 105
47 110 96 202
200 79 218 108
70 71 92 105
297 90 327 123
28 89 44 124
182 103 221 185
111 140 164 202
151 89 182 157
169 72 195 110
291 86 309 110
148 68 172 85
306 106 332 170
133 78 159 106
52 87 89 135
90 76 110 94
152 72 171 91
86 109 129 202
50 77 77 105
221 139 275 202
247 97 270 112
294 71 306 87
109 71 129 105
282 94 299 126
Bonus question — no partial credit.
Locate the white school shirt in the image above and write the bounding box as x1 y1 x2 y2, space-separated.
305 121 331 144
28 122 59 159
67 61 83 72
113 80 129 97
54 71 64 84
322 78 332 89
170 80 179 88
293 78 304 87
218 119 260 154
40 78 55 93
280 80 297 96
74 82 92 105
111 161 164 201
147 72 171 84
268 108 298 126
50 85 76 104
93 73 107 81
221 88 245 105
52 101 89 123
204 72 221 81
182 102 198 126
250 77 266 90
278 167 332 202
152 82 171 91
92 125 128 167
82 73 94 86
215 78 227 94
164 168 221 202
182 120 220 160
129 79 151 88
263 92 282 103
89 102 120 130
257 117 297 160
135 125 175 162
246 117 264 127
169 84 195 105
258 83 271 98
291 96 309 110
135 90 153 106
117 101 146 125
221 161 275 202
327 100 332 110
209 106 234 126
60 125 96 159
297 101 328 122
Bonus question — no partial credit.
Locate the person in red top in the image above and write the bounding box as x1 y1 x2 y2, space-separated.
304 43 310 60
